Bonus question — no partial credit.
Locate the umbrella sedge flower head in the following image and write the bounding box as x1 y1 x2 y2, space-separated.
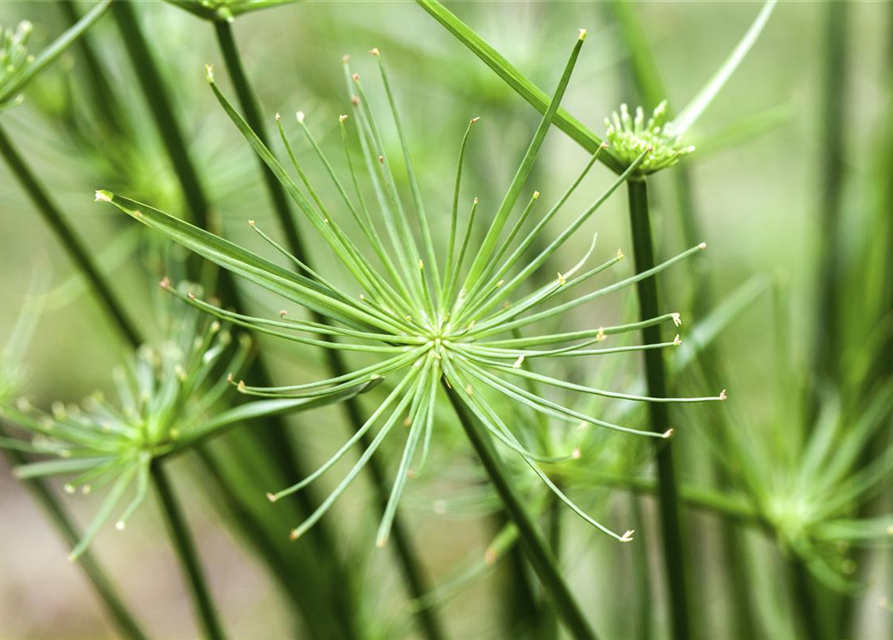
0 2 111 112
0 293 255 560
97 34 724 546
605 101 695 175
0 20 34 111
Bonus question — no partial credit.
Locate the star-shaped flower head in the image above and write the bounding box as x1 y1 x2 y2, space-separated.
98 33 724 547
0 290 370 560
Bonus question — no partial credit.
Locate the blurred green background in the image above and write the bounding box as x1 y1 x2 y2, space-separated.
1 1 891 639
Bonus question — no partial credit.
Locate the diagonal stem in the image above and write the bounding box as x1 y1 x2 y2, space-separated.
445 382 598 640
0 122 142 347
110 0 211 229
152 461 226 640
213 20 445 640
626 177 692 640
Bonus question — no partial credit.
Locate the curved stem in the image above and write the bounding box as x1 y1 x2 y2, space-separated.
0 123 141 347
445 383 598 640
152 462 226 640
214 20 445 640
626 178 692 640
0 438 148 640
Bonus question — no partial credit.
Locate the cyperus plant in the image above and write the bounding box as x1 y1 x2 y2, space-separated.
94 29 723 638
0 291 369 561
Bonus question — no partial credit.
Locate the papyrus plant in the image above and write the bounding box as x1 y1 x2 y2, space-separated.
0 289 370 560
96 30 723 553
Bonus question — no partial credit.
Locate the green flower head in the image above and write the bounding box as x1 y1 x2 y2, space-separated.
604 101 695 175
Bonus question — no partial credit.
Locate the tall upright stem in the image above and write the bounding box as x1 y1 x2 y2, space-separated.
213 20 444 640
152 462 226 640
0 123 141 347
0 443 148 640
813 0 848 387
626 178 691 640
446 384 598 640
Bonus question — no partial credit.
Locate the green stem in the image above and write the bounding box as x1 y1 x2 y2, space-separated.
213 21 444 640
56 0 127 136
0 441 148 640
110 0 210 229
445 383 598 640
813 0 848 388
626 178 692 640
788 557 823 640
0 122 141 347
152 462 227 640
105 10 357 635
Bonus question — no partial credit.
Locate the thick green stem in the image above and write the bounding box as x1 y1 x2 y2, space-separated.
0 441 148 640
152 462 227 640
788 557 823 640
626 178 692 640
0 123 141 347
813 0 848 388
214 20 444 640
446 383 598 640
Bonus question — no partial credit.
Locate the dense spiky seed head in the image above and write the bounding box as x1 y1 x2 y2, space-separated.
604 100 694 174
